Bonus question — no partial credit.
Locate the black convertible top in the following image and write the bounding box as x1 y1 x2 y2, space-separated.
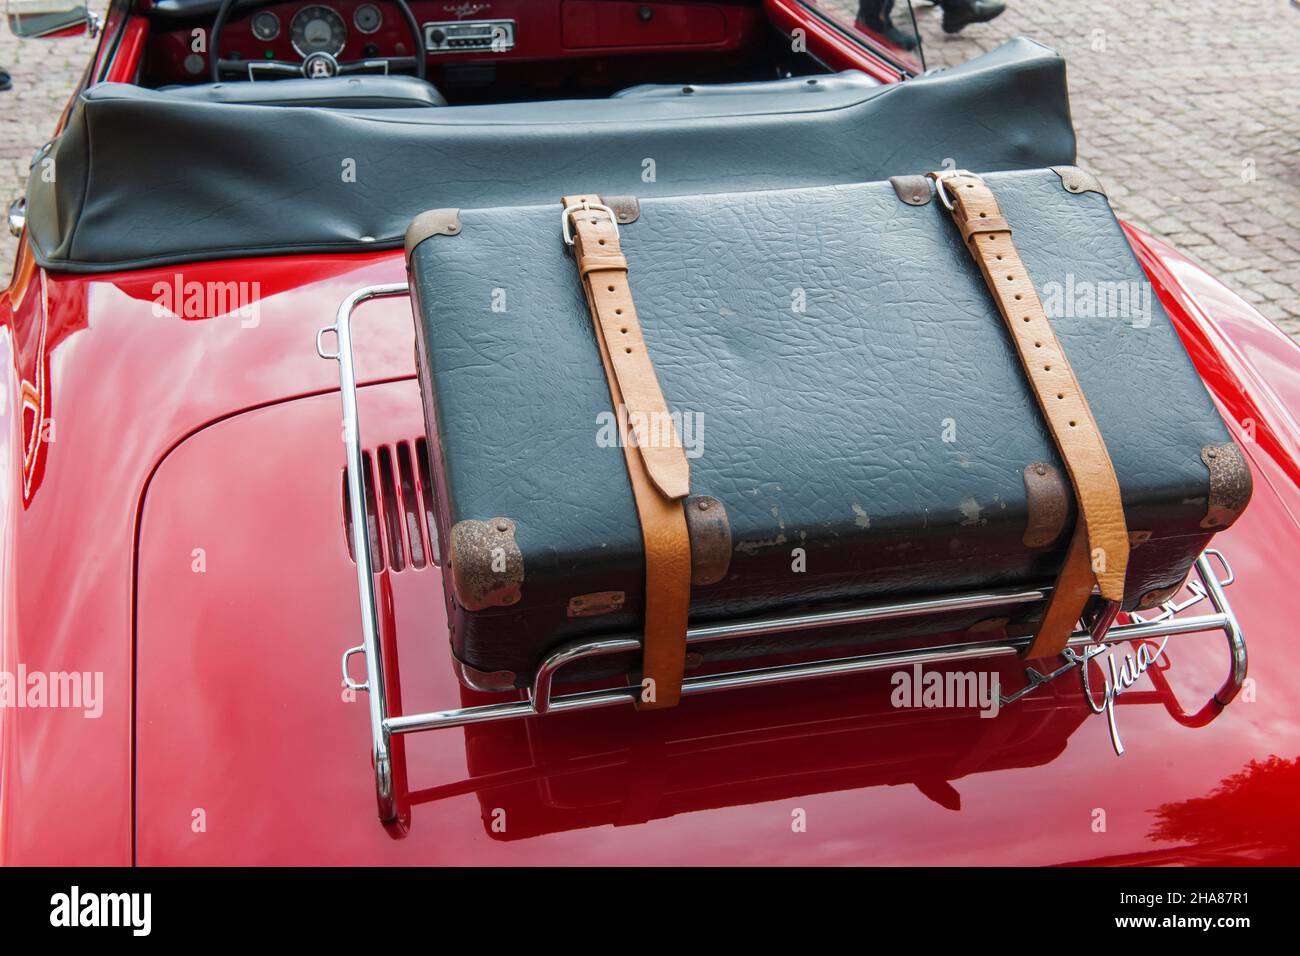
25 38 1076 274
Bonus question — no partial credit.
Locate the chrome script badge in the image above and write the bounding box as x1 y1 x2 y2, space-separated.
1064 638 1169 755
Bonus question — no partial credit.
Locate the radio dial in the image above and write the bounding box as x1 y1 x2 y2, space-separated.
424 19 516 53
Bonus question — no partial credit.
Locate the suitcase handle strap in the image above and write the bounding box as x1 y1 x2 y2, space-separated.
930 170 1130 658
563 194 692 708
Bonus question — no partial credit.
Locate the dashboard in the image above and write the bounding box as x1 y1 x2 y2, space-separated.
141 1 765 90
249 5 373 58
207 1 426 73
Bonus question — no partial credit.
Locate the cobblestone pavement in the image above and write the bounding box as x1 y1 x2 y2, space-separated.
1 13 97 285
2 2 1298 341
833 0 1300 338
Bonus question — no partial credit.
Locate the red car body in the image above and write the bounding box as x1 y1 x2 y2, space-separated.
2 0 1298 866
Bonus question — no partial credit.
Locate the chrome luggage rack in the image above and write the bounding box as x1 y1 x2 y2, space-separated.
320 283 1248 825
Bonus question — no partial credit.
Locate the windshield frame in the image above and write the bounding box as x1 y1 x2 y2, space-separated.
794 0 927 78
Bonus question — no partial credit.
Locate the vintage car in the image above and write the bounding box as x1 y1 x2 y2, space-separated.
1 0 1298 867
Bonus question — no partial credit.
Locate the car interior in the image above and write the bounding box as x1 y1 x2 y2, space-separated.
135 0 894 108
25 0 1082 275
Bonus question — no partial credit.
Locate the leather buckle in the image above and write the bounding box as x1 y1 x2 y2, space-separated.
561 201 620 247
931 168 984 212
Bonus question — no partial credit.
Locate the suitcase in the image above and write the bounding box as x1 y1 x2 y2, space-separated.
405 167 1251 697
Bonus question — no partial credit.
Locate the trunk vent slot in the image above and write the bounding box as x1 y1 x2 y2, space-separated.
343 438 438 571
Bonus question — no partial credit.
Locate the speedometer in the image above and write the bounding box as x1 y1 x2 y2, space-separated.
290 5 347 58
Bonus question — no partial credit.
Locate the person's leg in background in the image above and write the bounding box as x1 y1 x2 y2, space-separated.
857 0 919 50
935 0 1006 35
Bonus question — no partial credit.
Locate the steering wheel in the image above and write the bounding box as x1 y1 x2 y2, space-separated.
209 0 427 83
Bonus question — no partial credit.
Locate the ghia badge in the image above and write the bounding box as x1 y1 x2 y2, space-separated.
1001 638 1169 756
1065 638 1168 755
998 552 1242 756
443 1 490 17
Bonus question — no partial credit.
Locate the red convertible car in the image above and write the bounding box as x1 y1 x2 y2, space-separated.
2 0 1298 868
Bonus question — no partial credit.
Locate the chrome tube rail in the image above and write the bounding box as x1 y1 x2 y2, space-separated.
318 282 411 822
321 283 1248 825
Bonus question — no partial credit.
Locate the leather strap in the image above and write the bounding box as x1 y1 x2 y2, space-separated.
563 194 692 707
930 172 1130 659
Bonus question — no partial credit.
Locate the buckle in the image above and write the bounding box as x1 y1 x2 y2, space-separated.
932 169 984 212
561 200 619 247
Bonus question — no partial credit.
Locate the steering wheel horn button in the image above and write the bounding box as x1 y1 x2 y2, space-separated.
302 51 340 79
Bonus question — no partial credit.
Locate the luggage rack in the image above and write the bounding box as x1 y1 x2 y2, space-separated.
320 283 1248 825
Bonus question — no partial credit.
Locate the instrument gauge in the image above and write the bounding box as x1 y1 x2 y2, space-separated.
250 11 280 42
290 5 348 58
353 3 382 34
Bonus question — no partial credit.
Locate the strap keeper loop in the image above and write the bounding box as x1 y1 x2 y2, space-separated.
959 215 1012 241
578 253 629 277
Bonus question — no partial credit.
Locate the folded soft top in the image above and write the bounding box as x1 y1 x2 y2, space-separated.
26 38 1076 274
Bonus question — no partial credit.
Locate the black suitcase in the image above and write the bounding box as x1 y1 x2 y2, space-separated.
406 168 1250 693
